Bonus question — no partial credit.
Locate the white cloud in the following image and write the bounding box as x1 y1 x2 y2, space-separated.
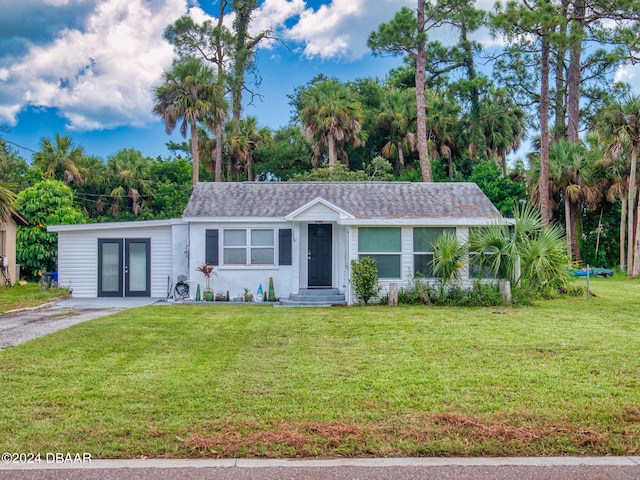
0 0 186 129
285 0 413 60
615 63 639 85
252 0 306 35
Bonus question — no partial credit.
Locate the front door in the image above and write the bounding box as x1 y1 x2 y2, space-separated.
308 224 332 287
98 239 150 297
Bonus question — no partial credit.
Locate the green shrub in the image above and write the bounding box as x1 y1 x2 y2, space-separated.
350 257 382 306
398 279 433 305
398 280 505 307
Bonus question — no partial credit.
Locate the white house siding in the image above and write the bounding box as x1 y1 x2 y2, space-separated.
171 223 190 282
53 221 176 298
188 222 295 301
348 224 481 303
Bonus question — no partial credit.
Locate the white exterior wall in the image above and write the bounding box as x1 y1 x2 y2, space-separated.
172 223 190 281
54 221 179 298
188 221 296 301
347 224 481 304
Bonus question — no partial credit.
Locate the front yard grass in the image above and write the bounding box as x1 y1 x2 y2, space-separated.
0 283 69 314
1 276 639 458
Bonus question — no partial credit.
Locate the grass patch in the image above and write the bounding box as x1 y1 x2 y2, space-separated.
1 276 639 458
0 283 69 314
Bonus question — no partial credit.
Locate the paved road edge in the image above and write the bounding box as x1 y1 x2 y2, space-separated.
1 456 639 470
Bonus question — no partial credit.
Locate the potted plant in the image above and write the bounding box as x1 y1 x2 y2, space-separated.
196 263 216 301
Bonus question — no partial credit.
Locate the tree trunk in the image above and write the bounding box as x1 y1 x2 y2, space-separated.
620 196 626 272
627 147 637 274
247 154 254 181
566 0 584 145
553 0 569 142
328 135 337 167
460 21 479 115
190 120 200 186
415 0 431 182
571 200 582 261
633 193 640 276
397 143 405 167
565 194 572 260
539 33 551 227
214 122 223 182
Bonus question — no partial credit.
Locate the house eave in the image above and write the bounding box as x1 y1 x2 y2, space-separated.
48 218 182 232
338 217 511 226
182 216 286 223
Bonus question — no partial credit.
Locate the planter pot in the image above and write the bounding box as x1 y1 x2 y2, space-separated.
204 290 214 301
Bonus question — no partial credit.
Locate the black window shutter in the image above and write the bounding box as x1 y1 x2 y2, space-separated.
205 229 219 266
279 229 292 266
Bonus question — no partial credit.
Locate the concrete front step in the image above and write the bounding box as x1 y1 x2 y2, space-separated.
280 288 347 306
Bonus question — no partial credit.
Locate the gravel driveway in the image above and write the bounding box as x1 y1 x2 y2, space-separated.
0 298 160 350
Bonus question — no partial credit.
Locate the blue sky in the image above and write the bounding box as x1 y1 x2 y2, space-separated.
1 0 638 163
0 0 415 161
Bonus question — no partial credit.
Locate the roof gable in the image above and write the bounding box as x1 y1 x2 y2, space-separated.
183 182 502 222
285 197 355 221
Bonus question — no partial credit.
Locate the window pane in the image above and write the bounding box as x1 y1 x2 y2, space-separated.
469 253 499 279
224 230 246 247
414 254 434 277
101 243 120 292
251 229 274 247
128 242 147 292
360 254 401 279
358 228 401 252
413 227 456 252
224 248 246 264
251 248 274 265
0 230 4 256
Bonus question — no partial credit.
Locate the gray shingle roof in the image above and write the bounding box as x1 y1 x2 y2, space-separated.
183 182 502 220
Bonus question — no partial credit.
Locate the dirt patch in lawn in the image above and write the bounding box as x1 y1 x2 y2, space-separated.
178 412 639 458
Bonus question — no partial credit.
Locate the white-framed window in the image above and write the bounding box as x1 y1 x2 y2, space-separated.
413 227 456 278
0 230 5 256
358 227 401 279
223 229 275 265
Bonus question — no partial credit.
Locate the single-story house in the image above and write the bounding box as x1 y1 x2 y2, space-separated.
49 182 504 303
1 211 28 286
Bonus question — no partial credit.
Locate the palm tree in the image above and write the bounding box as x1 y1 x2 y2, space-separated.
548 140 602 261
204 89 228 183
596 144 629 271
378 88 417 170
0 147 17 221
0 184 15 222
105 149 153 217
298 79 364 167
153 57 226 186
33 133 85 186
476 88 527 177
432 232 467 300
469 202 568 293
226 116 269 181
596 94 640 275
424 90 459 179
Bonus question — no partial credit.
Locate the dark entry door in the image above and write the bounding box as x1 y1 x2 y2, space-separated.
308 224 332 287
125 239 151 296
98 239 150 297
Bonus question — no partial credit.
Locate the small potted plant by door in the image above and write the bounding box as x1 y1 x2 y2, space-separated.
196 263 216 301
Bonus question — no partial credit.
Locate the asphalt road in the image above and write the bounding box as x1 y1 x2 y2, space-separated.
1 458 639 480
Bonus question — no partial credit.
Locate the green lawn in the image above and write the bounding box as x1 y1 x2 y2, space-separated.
0 283 69 314
1 276 639 458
